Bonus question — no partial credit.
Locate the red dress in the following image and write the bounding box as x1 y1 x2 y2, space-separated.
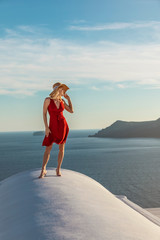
42 98 69 146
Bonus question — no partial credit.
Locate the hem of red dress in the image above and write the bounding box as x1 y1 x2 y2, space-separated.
42 139 67 146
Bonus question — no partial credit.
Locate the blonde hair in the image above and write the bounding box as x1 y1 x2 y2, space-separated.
49 82 63 100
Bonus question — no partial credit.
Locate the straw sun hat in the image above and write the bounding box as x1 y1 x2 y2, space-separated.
49 82 69 98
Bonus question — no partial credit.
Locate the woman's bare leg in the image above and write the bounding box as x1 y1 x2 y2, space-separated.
38 143 53 178
56 143 65 176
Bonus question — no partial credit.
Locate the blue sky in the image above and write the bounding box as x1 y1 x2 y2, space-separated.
1 0 160 131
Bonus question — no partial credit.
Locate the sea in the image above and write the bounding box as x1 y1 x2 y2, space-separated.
0 129 160 208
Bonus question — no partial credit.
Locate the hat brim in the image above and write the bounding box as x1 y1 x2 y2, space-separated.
59 84 70 92
49 84 69 97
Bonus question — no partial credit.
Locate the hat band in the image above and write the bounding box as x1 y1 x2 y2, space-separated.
53 86 59 91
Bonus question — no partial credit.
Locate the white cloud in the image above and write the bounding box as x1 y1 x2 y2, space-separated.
71 20 86 24
90 86 101 91
0 89 36 96
17 25 37 33
69 21 160 31
1 26 160 96
117 84 127 89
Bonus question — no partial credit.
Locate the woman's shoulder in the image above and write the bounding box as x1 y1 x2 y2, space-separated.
45 97 51 101
44 97 51 104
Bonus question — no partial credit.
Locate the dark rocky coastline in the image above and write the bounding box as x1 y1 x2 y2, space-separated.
88 118 160 138
33 131 44 136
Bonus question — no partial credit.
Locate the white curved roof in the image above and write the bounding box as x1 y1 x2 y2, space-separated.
0 168 160 240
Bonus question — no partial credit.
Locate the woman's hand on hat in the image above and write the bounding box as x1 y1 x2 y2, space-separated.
45 127 51 137
64 93 70 100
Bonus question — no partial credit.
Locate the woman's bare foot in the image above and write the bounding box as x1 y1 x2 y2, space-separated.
38 170 47 178
56 168 61 176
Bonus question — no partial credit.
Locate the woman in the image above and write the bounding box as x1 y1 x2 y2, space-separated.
38 82 74 178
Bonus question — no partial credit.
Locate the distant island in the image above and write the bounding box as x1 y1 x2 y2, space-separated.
88 118 160 138
33 131 44 136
